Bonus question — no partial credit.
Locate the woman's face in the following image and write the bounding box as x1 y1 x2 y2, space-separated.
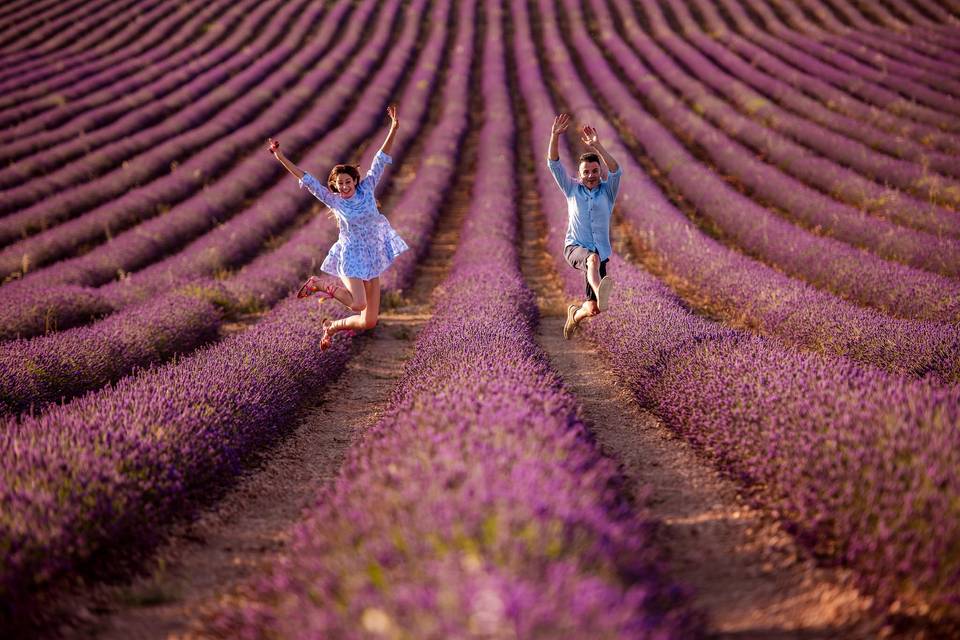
336 173 356 198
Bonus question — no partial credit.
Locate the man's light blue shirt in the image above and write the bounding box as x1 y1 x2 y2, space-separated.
547 158 622 261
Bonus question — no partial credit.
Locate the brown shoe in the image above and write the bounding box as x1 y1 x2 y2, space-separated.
563 304 579 340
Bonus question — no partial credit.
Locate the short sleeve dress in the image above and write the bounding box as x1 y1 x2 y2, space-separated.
298 151 409 281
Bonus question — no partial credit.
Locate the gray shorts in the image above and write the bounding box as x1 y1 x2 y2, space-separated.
563 245 608 302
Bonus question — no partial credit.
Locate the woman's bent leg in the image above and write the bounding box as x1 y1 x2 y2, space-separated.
326 278 380 335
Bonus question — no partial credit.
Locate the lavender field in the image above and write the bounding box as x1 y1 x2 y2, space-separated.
2 0 959 637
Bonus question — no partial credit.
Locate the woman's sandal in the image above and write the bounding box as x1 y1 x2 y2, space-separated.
319 317 334 351
297 275 323 299
298 277 343 303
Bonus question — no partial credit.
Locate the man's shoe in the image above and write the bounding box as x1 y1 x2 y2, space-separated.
563 304 579 340
596 276 614 312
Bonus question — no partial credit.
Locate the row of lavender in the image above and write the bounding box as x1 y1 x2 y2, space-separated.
771 0 960 92
0 0 380 339
512 0 960 618
714 0 960 134
696 0 960 155
741 0 960 120
0 0 335 260
622 0 960 237
647 0 960 205
0 0 471 625
0 0 152 77
202 6 697 635
0 0 216 128
564 0 960 320
0 0 453 415
532 0 960 382
0 0 266 187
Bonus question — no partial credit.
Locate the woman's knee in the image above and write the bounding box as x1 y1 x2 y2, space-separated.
349 301 367 312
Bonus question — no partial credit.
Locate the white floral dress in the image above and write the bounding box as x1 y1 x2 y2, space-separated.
298 151 409 280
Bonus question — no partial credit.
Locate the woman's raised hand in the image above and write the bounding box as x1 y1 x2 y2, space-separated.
387 103 399 129
552 113 571 135
267 137 280 157
580 125 599 147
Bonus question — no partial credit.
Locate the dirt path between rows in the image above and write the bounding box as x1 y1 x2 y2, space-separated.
514 150 888 638
54 96 477 640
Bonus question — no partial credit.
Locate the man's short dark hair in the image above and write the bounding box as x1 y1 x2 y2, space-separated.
578 152 601 165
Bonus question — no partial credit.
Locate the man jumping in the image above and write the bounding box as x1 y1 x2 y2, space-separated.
547 113 622 340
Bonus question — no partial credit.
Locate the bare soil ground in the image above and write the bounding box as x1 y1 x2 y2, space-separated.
515 150 887 639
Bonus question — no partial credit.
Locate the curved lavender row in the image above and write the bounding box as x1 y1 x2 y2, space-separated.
206 7 698 634
565 0 960 322
792 0 960 78
598 0 960 275
675 0 960 179
0 292 223 414
738 0 960 120
0 0 241 143
0 0 353 278
0 0 253 167
873 0 960 46
0 294 356 628
0 0 121 61
513 15 960 616
0 0 325 252
695 4 960 156
645 0 960 215
716 0 959 135
0 0 394 340
656 0 960 188
0 0 174 103
827 5 960 67
0 285 113 341
0 0 159 88
0 0 448 411
0 2 174 104
0 0 57 28
774 0 960 95
534 0 960 380
840 4 960 57
804 1 960 77
0 0 302 212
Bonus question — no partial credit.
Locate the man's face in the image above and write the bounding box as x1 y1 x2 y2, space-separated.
579 161 601 189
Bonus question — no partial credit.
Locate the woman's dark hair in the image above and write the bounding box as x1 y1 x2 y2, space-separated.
578 152 601 165
327 164 361 191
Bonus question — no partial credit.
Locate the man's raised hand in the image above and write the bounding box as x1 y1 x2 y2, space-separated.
580 125 599 147
552 113 571 135
387 103 399 128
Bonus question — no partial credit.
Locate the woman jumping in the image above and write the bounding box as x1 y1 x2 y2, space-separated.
268 103 409 350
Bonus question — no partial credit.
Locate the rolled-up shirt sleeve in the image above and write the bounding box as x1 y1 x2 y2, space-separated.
299 171 334 205
547 158 576 196
603 165 622 200
363 151 393 189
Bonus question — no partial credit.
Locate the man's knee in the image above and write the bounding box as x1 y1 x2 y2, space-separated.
586 253 599 268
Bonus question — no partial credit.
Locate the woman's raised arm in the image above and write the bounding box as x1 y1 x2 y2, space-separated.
268 138 305 180
377 103 400 156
